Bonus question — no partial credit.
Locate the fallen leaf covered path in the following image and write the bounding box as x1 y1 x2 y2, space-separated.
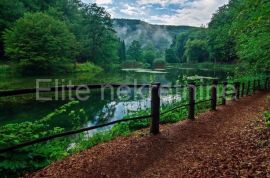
30 91 270 178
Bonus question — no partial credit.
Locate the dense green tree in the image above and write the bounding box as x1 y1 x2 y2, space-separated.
175 32 189 62
143 44 157 65
118 39 126 62
183 39 209 63
231 0 270 71
165 28 208 63
165 48 178 63
127 40 143 61
0 0 26 59
20 0 55 11
144 50 156 65
80 3 119 67
208 0 270 70
3 12 77 74
208 1 239 63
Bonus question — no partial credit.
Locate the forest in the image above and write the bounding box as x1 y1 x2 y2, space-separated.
0 0 270 177
0 0 269 75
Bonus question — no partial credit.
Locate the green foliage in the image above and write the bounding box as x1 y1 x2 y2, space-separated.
153 59 166 69
0 0 25 31
122 60 143 68
0 1 120 73
144 50 156 65
208 1 238 63
4 12 77 75
166 28 209 64
118 40 126 62
265 96 270 127
174 32 189 62
143 44 158 65
73 62 103 73
183 39 209 63
80 3 119 68
127 40 143 62
231 0 270 71
208 0 270 70
113 18 195 51
0 101 88 176
165 48 178 63
0 0 26 58
264 111 270 128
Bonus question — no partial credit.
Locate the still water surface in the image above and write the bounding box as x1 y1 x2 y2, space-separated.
0 67 233 133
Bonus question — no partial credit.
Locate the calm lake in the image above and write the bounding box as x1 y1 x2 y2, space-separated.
0 66 233 133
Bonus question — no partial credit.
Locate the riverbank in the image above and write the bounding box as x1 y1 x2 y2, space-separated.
29 91 270 177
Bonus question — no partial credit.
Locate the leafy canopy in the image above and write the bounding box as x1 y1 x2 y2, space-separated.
4 12 77 74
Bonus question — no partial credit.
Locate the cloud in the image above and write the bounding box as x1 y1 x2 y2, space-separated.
147 0 229 26
120 4 144 16
81 0 229 26
81 0 112 5
137 0 188 7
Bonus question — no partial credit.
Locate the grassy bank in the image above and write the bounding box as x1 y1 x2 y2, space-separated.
0 62 103 90
0 62 103 76
174 62 247 71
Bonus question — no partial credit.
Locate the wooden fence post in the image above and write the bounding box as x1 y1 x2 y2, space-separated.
253 80 256 94
265 78 268 90
188 82 195 120
266 77 270 90
268 77 270 90
150 83 160 135
236 82 241 99
247 81 250 96
222 81 227 105
211 80 218 110
241 82 245 97
233 82 237 100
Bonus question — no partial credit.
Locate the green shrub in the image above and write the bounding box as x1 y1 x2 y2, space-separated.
264 111 270 128
3 12 77 75
0 101 87 176
122 60 143 68
74 62 103 73
153 59 166 69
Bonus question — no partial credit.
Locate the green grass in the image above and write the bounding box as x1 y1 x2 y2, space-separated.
68 62 103 73
177 62 240 71
264 96 270 127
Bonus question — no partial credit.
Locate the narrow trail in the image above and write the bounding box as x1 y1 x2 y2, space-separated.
30 91 270 178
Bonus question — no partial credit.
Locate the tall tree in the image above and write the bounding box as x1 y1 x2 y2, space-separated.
127 40 143 61
118 39 126 62
165 48 178 63
80 3 118 67
184 39 209 63
0 0 25 59
4 12 77 74
143 43 157 65
208 1 239 63
231 0 270 71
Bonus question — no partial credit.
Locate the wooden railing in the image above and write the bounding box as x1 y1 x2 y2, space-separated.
0 77 269 153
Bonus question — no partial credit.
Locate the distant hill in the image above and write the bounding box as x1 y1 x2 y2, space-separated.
113 19 196 50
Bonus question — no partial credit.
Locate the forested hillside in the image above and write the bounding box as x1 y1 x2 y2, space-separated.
0 0 119 74
0 0 269 74
166 0 270 71
113 19 195 50
209 0 270 71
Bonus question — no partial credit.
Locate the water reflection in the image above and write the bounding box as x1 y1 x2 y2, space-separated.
0 67 233 129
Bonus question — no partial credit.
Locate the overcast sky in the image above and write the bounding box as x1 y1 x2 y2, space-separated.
81 0 229 27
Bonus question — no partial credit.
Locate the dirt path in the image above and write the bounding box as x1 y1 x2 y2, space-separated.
29 91 270 178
